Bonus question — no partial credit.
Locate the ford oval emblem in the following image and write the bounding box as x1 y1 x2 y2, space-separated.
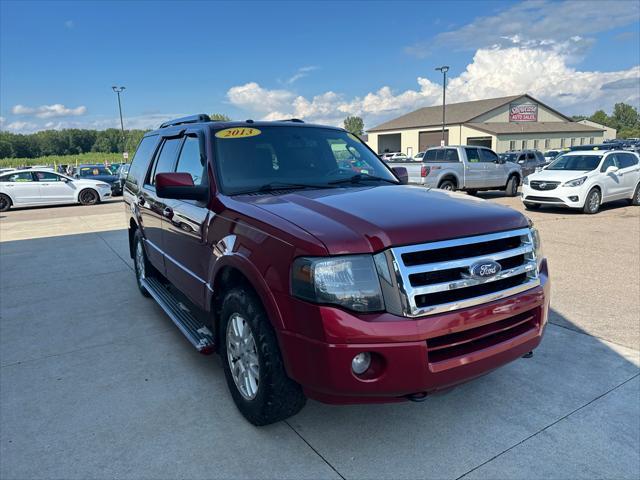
470 260 502 279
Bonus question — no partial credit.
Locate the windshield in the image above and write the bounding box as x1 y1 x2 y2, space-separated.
78 166 113 176
214 126 398 194
546 154 602 171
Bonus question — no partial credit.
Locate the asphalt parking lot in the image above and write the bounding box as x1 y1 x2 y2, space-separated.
1 194 639 479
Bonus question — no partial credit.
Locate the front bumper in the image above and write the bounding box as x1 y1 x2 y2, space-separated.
277 260 550 404
522 183 585 207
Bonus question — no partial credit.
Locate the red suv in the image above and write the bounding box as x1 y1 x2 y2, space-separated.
124 114 550 425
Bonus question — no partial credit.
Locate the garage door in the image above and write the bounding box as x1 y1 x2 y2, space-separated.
467 136 492 148
378 133 401 153
419 130 448 150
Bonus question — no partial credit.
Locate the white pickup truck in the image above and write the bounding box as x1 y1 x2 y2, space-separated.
384 145 523 196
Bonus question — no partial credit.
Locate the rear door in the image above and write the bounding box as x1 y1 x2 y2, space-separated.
161 131 211 307
140 135 184 271
463 147 486 188
0 171 40 204
33 171 76 203
617 152 640 195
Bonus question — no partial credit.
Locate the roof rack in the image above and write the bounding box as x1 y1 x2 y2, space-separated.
159 114 211 129
277 118 305 123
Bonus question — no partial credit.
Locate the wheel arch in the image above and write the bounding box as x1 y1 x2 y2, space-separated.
438 174 459 188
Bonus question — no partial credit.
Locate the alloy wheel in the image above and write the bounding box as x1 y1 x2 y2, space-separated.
588 191 600 213
226 313 260 400
135 240 146 281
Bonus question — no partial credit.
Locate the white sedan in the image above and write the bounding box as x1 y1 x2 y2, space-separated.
522 150 640 214
0 169 112 212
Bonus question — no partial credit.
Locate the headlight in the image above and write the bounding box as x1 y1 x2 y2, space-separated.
523 176 529 185
527 218 543 270
291 255 384 312
563 176 587 187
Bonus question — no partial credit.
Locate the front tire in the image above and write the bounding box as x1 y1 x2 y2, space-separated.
630 183 640 206
583 188 601 214
0 193 12 212
505 176 519 197
78 188 99 205
220 287 306 426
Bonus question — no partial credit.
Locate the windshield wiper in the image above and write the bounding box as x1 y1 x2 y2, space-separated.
328 173 398 185
231 181 333 195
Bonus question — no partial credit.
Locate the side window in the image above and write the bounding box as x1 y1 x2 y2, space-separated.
147 137 182 185
34 171 61 181
435 149 444 162
424 150 437 161
465 148 481 163
175 136 206 185
1 172 34 182
601 155 618 172
127 135 159 192
619 153 638 169
479 149 499 163
444 149 459 162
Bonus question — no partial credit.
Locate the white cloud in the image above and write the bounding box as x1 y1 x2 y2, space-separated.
285 66 319 85
227 47 639 129
4 121 39 133
11 103 87 118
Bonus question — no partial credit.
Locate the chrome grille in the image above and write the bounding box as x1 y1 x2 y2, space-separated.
530 181 559 191
375 228 540 317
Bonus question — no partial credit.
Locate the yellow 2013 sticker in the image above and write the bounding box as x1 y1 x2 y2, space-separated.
215 127 261 139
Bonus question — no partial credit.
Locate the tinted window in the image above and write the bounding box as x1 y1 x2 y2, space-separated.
479 149 499 163
618 153 639 169
601 155 618 172
34 171 62 181
466 148 481 163
424 150 437 161
175 136 206 185
126 135 158 192
0 172 34 182
78 166 111 176
148 138 182 185
444 149 459 162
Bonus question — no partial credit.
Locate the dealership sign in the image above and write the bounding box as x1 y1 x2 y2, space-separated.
509 103 538 122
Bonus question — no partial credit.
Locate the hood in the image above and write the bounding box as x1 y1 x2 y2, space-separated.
79 174 117 183
529 169 592 182
236 185 529 254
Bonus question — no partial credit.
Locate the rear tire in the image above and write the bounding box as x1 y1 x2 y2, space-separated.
505 176 519 197
630 183 640 206
583 188 601 214
79 188 99 205
524 202 540 210
438 179 455 191
0 193 11 212
220 287 306 426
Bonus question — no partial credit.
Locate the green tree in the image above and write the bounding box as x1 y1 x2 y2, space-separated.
343 115 364 136
610 103 639 131
0 141 13 159
588 110 610 127
571 115 587 121
210 113 231 121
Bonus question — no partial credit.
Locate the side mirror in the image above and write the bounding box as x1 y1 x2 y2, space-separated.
605 165 619 174
155 172 208 201
392 166 409 185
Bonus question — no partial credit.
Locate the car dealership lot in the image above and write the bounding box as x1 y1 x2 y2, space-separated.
1 196 638 479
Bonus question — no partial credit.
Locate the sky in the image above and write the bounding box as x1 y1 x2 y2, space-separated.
1 0 639 133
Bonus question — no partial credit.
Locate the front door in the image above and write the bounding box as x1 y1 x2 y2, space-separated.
1 171 41 204
33 171 76 203
161 133 211 308
140 136 184 272
479 148 504 187
600 154 625 199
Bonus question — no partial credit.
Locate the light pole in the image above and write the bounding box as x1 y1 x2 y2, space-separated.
435 66 449 146
112 86 126 156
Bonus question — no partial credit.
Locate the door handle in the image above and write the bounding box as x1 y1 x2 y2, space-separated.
137 196 145 206
163 207 174 219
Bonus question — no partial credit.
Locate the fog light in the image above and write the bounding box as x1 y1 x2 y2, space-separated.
351 352 371 375
569 196 579 202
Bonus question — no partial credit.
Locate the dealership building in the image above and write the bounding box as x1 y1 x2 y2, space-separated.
366 94 610 155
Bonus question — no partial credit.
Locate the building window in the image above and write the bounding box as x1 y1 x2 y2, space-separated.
533 139 539 149
545 138 550 149
570 138 576 146
509 140 516 150
561 138 565 147
580 137 585 145
521 140 527 150
590 137 594 144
